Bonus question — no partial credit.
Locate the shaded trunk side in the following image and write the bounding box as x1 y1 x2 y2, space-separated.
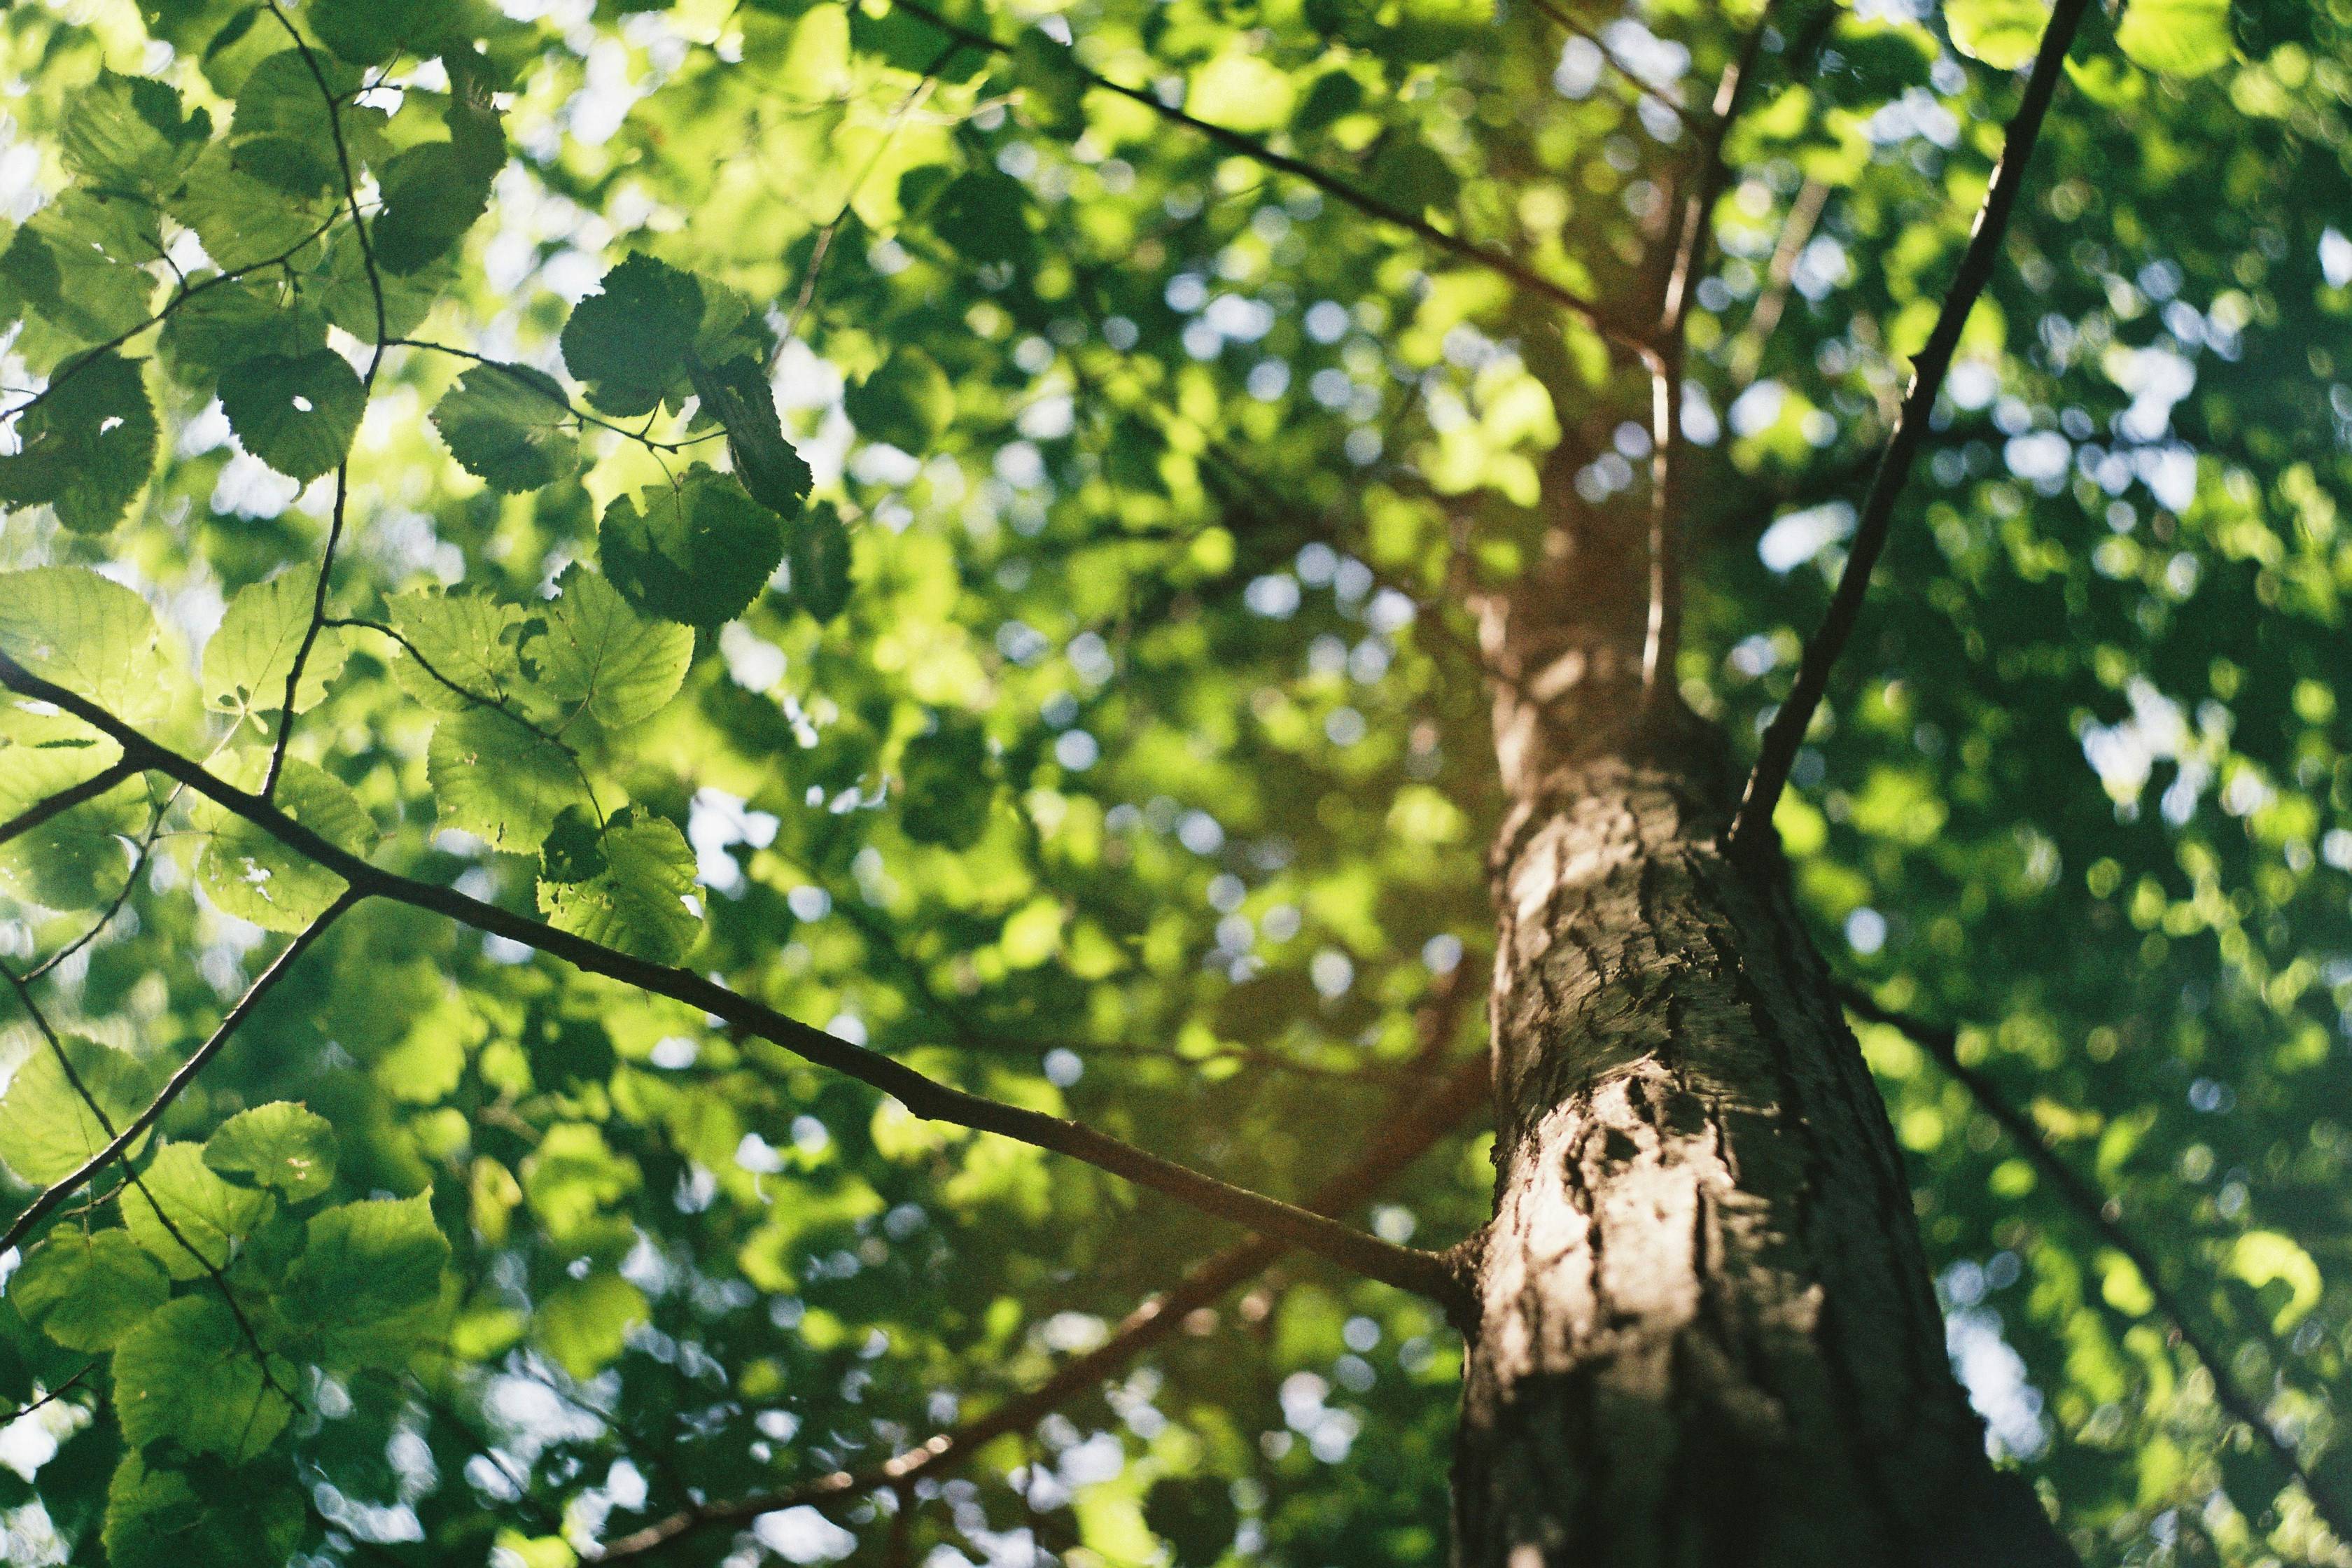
1450 543 2073 1566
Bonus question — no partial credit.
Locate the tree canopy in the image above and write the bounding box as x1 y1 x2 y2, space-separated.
0 0 2348 1563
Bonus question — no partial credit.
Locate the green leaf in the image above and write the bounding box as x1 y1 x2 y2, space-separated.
2115 0 2232 76
1011 31 1088 136
599 468 784 628
540 804 608 885
281 1191 449 1366
217 349 366 482
536 566 694 731
60 71 211 190
197 757 370 932
537 807 702 964
202 1102 337 1199
685 354 812 516
429 360 581 493
0 708 144 910
0 196 163 360
1945 0 2054 69
226 50 351 197
104 1451 305 1568
387 587 531 711
1187 52 1296 133
308 0 460 65
0 1037 162 1186
901 718 995 850
1144 1476 1242 1568
201 570 345 719
121 1140 276 1280
372 139 498 274
560 253 705 418
162 143 336 272
315 224 454 340
842 347 954 454
12 1231 169 1351
787 501 855 622
0 351 158 533
111 1294 290 1459
0 566 183 727
426 706 593 850
928 172 1033 267
157 274 329 388
531 1272 648 1380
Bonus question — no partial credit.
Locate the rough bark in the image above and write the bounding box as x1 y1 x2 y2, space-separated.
1450 524 2075 1567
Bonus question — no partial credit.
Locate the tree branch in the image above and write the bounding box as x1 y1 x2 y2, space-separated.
0 896 352 1259
1727 0 2087 855
595 1048 1490 1559
0 652 1465 1312
886 0 1633 352
1842 988 2352 1541
0 760 139 850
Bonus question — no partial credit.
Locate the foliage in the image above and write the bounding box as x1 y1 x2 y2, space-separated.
0 0 2344 1564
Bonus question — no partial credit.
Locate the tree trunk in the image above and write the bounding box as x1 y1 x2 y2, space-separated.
1450 531 2076 1567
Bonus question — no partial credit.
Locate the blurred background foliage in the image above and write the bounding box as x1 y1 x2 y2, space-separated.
0 0 2347 1564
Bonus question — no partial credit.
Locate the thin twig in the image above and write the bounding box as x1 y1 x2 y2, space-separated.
596 1044 1488 1560
1842 988 2352 1542
1728 0 2087 853
1522 0 1707 136
886 0 1636 354
0 651 1466 1312
0 897 352 1259
0 1362 99 1427
0 761 137 850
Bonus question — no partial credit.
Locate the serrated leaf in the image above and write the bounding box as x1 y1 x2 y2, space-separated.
158 274 329 388
218 348 365 482
202 1102 337 1199
121 1140 276 1280
429 360 580 492
104 1451 305 1568
281 1191 449 1367
1945 0 2054 69
598 468 783 629
202 571 346 719
0 566 181 727
309 0 458 65
426 706 593 850
2115 0 2232 76
685 354 811 516
372 139 498 274
0 199 162 361
388 587 531 711
788 502 854 622
315 223 454 340
227 51 351 197
540 804 607 885
0 1036 162 1186
0 706 144 911
537 808 701 964
60 71 211 190
197 757 371 932
111 1294 291 1460
162 143 337 272
561 253 704 418
12 1231 169 1351
0 352 158 533
536 566 694 730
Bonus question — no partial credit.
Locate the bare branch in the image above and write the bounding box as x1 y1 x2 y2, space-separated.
1728 0 2088 853
1842 988 2352 1541
0 760 139 850
0 651 1465 1311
